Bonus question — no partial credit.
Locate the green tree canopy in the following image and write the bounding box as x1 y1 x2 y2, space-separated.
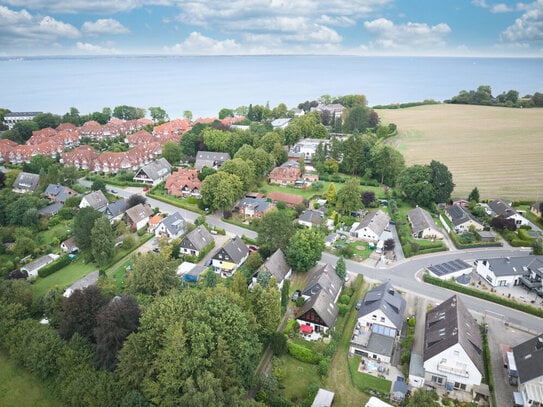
200 172 243 213
148 106 168 123
219 158 256 190
73 207 103 251
430 160 455 203
127 252 178 296
336 178 362 214
398 165 436 207
287 228 325 272
162 141 182 165
256 210 296 258
113 105 146 120
91 216 116 268
468 187 480 203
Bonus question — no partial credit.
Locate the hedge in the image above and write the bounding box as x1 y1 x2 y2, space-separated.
287 341 323 364
197 241 215 261
423 273 543 318
38 255 71 278
448 231 503 250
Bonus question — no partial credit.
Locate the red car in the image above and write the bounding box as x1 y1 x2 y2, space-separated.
248 245 259 252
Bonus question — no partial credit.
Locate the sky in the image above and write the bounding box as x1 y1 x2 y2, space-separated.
0 0 542 57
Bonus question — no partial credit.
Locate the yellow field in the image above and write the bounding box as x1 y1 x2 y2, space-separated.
378 104 543 201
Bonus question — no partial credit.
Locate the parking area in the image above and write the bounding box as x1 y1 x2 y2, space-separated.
484 316 536 407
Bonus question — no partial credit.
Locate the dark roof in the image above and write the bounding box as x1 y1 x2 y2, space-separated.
427 259 472 277
38 202 63 215
488 199 517 218
357 281 406 330
135 158 171 181
392 379 408 395
82 190 108 210
297 290 339 328
21 254 56 273
367 332 396 358
239 196 272 213
512 333 543 383
160 212 186 236
302 263 342 301
423 295 483 375
260 249 290 282
5 111 42 117
194 151 231 170
217 236 249 264
355 210 390 235
13 172 40 192
181 225 214 251
408 207 439 234
125 203 153 224
44 184 74 200
445 205 481 227
476 256 543 277
105 199 128 219
299 209 324 225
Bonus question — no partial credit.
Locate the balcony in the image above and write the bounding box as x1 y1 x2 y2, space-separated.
437 362 469 378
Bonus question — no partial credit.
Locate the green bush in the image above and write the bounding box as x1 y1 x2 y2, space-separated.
285 319 297 336
37 255 71 278
287 341 323 364
186 197 199 205
339 294 350 305
317 357 331 377
338 304 349 316
136 227 146 236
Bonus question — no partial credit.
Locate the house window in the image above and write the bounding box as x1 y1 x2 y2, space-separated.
372 315 377 320
453 350 460 357
431 375 444 385
380 317 385 322
454 382 466 391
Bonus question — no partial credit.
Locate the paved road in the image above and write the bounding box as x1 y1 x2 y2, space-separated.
81 179 541 332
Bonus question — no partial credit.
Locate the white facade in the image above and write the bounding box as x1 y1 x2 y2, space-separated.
357 308 399 333
424 343 483 392
519 376 543 407
475 259 520 287
508 213 530 227
351 223 380 242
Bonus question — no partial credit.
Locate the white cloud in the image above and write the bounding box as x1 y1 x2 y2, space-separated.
491 3 514 12
82 19 130 35
163 32 243 55
472 0 489 8
363 18 451 50
0 0 144 13
76 41 120 54
317 15 356 27
0 5 80 45
501 0 543 43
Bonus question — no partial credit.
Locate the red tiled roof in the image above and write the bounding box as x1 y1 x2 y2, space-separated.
266 191 304 206
269 166 301 182
165 168 201 196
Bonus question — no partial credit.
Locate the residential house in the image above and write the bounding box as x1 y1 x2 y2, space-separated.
60 237 79 253
298 209 324 228
351 210 390 243
153 118 191 137
212 236 249 278
288 138 328 163
296 289 339 337
3 112 42 130
0 139 18 163
155 212 187 240
179 225 214 258
423 295 484 393
63 271 99 298
310 389 335 407
133 157 172 186
488 199 529 227
251 249 291 290
238 196 273 219
165 168 201 198
13 172 40 193
44 183 78 203
268 165 301 186
475 256 543 288
104 199 128 223
147 214 163 233
512 334 543 407
445 205 484 233
365 397 394 407
408 207 444 240
325 232 338 247
391 379 409 403
194 151 231 170
531 202 542 218
266 191 304 207
270 118 291 129
452 198 470 208
349 282 406 364
427 259 473 281
477 230 497 243
301 263 342 303
79 190 108 211
38 203 63 216
124 203 154 230
313 103 345 118
21 254 59 279
301 173 319 187
61 145 99 170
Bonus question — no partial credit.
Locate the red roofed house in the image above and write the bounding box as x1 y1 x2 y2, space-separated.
153 119 191 137
56 123 77 132
268 166 301 186
266 191 304 207
61 145 98 170
126 130 155 147
165 168 201 198
148 214 164 233
27 128 57 145
0 139 17 163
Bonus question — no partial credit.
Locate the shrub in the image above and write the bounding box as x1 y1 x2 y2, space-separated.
338 294 350 305
37 255 71 278
136 227 146 236
186 197 199 205
338 303 349 316
318 357 331 377
287 342 322 364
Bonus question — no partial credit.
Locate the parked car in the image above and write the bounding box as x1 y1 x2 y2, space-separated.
152 247 160 253
291 290 301 302
204 259 212 267
110 189 117 193
355 299 363 310
248 245 259 252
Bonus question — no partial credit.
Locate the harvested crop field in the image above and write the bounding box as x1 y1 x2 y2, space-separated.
378 104 543 201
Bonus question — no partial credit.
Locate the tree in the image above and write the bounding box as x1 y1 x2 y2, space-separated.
325 183 337 205
91 179 106 193
336 178 362 214
74 207 103 251
200 172 243 213
62 107 82 126
127 252 178 296
0 171 5 188
407 389 439 406
468 187 480 203
490 216 517 231
323 159 339 174
335 257 346 281
149 106 168 123
113 105 145 120
251 279 281 341
362 191 375 207
287 228 325 272
533 238 543 255
256 210 296 257
14 121 39 143
162 141 182 164
219 158 255 191
218 108 234 119
245 251 263 271
371 144 405 185
345 106 369 133
94 295 140 370
203 269 219 288
384 238 395 252
270 332 287 355
91 216 116 268
429 160 455 203
33 112 61 129
59 285 110 343
127 194 146 209
398 165 435 207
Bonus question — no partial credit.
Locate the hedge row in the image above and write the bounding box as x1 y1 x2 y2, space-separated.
38 255 71 278
423 273 543 318
146 192 205 215
287 341 323 364
448 231 503 250
197 241 215 261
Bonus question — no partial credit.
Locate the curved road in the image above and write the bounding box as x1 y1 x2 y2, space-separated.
92 180 541 333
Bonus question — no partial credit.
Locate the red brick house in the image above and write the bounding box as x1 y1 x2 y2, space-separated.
268 166 301 186
165 168 202 198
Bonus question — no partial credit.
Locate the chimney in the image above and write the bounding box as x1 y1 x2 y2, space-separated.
537 337 543 350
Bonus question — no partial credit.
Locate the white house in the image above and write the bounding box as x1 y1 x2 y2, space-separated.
211 236 249 278
475 256 543 288
21 254 60 279
408 207 445 240
423 295 484 393
365 397 393 407
133 157 172 186
488 199 530 227
179 225 214 258
445 205 484 233
124 203 153 230
154 212 186 240
512 334 543 407
351 210 390 243
427 259 473 281
251 249 291 290
298 209 324 228
79 190 108 211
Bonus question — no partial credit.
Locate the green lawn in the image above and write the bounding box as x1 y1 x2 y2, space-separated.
36 222 72 247
348 356 392 395
32 258 97 300
276 354 320 404
0 352 61 407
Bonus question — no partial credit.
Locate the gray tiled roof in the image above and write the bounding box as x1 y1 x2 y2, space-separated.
476 256 543 277
105 199 128 219
423 295 484 376
488 199 517 218
38 202 63 215
355 210 390 235
82 190 108 210
194 151 231 170
135 157 171 181
299 210 324 225
445 205 482 228
160 212 186 236
239 197 272 213
260 249 290 283
408 207 439 234
181 225 214 251
13 172 40 192
125 203 153 224
302 263 342 301
297 290 339 329
357 281 406 330
214 236 249 264
513 333 543 384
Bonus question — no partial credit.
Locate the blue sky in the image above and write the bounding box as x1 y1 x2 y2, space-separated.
0 0 542 56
